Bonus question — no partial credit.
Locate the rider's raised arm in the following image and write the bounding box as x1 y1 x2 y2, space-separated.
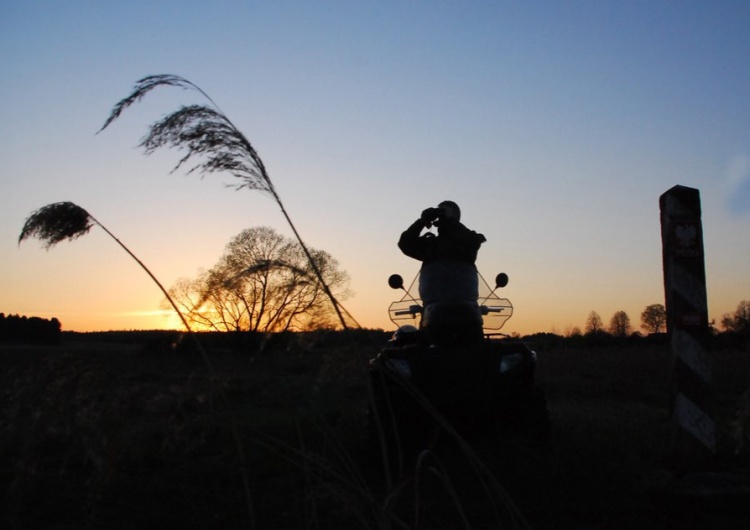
398 218 431 261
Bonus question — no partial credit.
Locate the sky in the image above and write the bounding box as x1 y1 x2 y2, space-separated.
2 1 749 337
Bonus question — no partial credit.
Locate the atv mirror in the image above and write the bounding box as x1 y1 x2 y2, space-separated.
495 273 509 289
388 274 404 290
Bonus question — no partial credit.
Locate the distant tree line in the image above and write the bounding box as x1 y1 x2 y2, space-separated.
581 300 750 338
526 300 750 351
0 313 61 344
576 306 660 339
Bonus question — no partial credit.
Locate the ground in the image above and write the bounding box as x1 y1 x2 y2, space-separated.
1 332 749 529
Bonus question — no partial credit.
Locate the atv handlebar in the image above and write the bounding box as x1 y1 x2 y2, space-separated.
396 304 505 316
394 304 423 316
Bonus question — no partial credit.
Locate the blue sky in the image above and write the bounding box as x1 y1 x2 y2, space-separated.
2 1 748 335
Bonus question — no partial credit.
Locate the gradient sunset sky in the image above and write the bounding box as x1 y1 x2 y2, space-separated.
2 1 749 336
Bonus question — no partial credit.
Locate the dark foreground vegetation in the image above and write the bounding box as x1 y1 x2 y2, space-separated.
2 331 749 529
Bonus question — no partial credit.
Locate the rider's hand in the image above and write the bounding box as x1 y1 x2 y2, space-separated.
421 207 441 226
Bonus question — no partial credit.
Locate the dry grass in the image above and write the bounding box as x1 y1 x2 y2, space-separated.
1 335 749 529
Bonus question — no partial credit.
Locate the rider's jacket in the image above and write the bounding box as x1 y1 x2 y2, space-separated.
398 218 485 265
398 218 486 306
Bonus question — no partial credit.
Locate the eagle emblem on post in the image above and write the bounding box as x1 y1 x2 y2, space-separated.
675 223 697 247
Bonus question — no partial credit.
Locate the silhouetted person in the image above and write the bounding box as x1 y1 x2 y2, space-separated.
398 201 486 343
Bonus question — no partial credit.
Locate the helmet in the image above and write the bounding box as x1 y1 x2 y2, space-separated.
438 200 460 222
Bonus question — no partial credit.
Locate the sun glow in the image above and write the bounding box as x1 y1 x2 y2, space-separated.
110 310 184 331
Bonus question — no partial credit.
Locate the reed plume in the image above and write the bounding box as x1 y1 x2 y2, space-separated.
99 75 357 329
18 201 94 249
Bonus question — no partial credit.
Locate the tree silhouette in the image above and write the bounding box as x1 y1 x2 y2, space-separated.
721 300 750 332
585 311 604 334
640 304 666 334
99 74 358 330
168 227 351 332
609 310 632 337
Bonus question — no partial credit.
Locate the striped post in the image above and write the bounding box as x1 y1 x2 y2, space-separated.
660 185 715 467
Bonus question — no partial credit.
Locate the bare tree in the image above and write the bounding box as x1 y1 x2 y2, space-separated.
722 300 750 332
168 227 350 332
640 303 666 334
609 310 632 337
585 311 604 334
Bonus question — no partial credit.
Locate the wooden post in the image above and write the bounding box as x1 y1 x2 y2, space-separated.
660 185 715 468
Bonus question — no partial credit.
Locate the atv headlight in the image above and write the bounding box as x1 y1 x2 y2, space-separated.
386 358 412 378
499 353 524 373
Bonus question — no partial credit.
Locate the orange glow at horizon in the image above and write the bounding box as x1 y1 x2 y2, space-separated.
45 310 184 333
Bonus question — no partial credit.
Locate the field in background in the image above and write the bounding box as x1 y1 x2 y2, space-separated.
1 332 749 529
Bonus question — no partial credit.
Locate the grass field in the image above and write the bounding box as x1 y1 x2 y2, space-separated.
2 332 749 529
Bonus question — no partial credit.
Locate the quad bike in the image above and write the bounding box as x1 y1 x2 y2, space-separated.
368 269 549 458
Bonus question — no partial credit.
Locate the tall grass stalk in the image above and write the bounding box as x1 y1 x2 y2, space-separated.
99 74 358 331
18 202 201 351
414 450 472 529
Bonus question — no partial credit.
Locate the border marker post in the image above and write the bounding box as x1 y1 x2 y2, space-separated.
659 185 715 468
